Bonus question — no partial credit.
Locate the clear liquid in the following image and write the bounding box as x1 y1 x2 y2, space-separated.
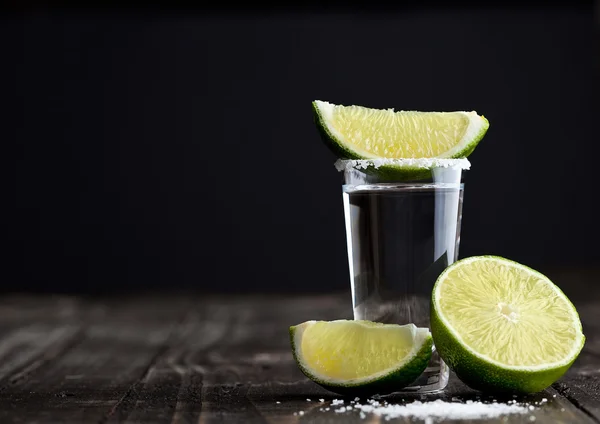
343 182 464 393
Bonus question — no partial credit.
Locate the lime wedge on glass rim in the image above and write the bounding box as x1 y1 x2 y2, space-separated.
290 320 433 396
312 100 489 178
431 256 585 394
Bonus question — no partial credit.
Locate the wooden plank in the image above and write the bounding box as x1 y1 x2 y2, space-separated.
198 294 595 424
196 295 348 424
0 295 82 323
248 381 596 424
197 297 320 424
125 294 590 424
106 304 220 424
0 292 596 423
103 294 349 424
0 295 87 388
553 301 600 421
0 295 190 424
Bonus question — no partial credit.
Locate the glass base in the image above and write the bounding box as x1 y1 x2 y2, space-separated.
369 350 449 396
393 359 449 394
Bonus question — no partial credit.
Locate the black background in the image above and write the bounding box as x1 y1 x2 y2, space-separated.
4 1 598 294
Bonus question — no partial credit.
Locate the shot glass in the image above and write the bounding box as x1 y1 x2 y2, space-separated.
338 158 470 393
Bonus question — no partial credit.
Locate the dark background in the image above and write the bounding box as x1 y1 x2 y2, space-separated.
4 1 598 294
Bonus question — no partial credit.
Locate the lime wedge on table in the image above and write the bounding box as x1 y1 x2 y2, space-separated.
431 256 585 394
290 320 432 396
313 100 489 160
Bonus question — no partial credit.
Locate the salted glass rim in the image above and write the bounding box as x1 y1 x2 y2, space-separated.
334 158 471 172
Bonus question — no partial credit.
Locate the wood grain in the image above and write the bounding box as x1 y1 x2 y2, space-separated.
0 295 86 387
0 296 189 423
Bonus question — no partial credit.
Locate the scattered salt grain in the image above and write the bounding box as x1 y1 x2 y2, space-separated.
306 398 311 402
529 405 535 411
541 398 548 403
553 394 557 398
529 416 536 421
359 412 366 419
298 411 304 416
351 399 530 421
561 408 565 412
332 399 344 405
275 401 280 404
319 398 325 403
354 397 360 402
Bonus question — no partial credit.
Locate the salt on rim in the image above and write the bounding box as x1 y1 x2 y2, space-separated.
334 158 471 172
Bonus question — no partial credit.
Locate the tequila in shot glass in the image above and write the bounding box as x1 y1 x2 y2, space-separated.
338 158 470 393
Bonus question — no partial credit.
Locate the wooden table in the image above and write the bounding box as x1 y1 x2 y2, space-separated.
0 275 597 423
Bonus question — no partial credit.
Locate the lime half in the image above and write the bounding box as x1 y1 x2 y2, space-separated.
290 320 432 396
313 100 489 160
431 256 585 394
